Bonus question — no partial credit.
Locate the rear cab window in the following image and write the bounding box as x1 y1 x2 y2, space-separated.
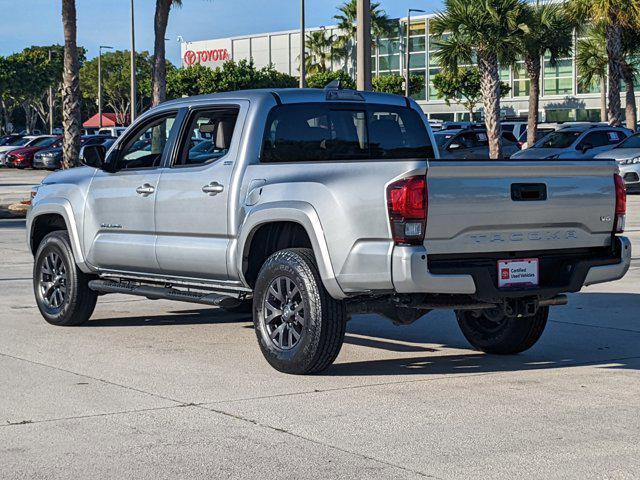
261 103 434 163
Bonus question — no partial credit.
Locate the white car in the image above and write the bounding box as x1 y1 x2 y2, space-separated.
98 127 127 137
0 135 40 166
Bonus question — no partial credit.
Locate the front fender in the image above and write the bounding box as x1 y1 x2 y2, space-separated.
27 199 91 273
233 201 346 300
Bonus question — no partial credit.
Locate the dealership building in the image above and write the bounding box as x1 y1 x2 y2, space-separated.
181 11 639 123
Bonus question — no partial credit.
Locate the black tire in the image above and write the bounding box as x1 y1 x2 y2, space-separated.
33 231 97 326
456 307 549 354
253 248 346 374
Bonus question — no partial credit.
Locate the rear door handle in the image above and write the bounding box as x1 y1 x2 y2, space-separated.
136 183 155 196
202 182 224 195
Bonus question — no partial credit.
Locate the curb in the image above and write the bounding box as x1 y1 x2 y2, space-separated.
0 202 29 219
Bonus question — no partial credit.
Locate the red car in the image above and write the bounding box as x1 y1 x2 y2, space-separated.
6 136 63 169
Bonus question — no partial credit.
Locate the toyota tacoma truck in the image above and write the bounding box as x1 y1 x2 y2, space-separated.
27 86 631 374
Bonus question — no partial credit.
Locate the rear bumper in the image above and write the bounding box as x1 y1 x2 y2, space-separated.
392 236 631 301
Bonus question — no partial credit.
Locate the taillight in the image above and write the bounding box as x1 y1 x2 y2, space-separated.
386 176 427 245
614 173 626 234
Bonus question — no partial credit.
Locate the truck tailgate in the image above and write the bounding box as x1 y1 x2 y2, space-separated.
424 160 618 255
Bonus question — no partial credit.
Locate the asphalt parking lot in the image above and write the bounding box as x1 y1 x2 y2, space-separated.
1 170 639 479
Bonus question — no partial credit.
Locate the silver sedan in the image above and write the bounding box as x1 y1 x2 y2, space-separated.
595 133 640 193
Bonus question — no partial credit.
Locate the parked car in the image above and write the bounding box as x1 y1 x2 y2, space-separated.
0 134 24 147
0 136 44 166
501 121 528 142
512 125 630 159
27 87 630 374
595 132 640 193
5 136 62 168
33 135 115 170
98 127 127 137
434 127 520 159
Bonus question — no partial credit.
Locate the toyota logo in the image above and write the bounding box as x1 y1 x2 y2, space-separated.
183 50 197 66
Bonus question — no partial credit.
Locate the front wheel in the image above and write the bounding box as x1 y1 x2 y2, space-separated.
33 231 97 326
253 248 346 374
456 307 548 354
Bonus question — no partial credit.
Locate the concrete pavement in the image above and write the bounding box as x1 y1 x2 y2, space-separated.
0 188 639 479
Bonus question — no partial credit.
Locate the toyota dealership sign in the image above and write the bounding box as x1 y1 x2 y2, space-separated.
181 39 232 68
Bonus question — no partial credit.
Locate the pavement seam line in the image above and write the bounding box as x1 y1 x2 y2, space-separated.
550 319 640 333
1 404 189 428
200 404 441 479
0 351 187 406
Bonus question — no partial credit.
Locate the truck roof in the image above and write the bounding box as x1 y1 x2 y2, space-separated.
160 88 410 109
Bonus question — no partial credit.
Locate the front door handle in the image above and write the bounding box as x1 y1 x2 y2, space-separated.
202 182 224 196
136 183 155 196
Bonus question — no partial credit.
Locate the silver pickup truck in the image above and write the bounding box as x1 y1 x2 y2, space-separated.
27 86 631 374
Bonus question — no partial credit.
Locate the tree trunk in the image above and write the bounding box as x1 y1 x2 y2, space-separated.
478 51 502 159
605 24 623 126
152 0 171 107
622 64 637 132
61 0 81 168
525 55 541 148
600 77 607 123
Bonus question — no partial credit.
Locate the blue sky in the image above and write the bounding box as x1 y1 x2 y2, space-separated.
0 0 444 65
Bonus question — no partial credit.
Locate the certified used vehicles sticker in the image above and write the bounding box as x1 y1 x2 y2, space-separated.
498 258 539 288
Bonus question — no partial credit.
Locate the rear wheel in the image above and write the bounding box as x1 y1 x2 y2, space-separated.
253 248 346 374
33 231 97 326
456 307 548 354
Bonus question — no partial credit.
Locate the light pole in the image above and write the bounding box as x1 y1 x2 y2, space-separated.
356 0 372 91
98 45 113 129
405 9 425 97
300 0 306 88
130 0 137 123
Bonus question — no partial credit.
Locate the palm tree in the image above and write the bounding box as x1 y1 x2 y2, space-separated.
568 0 640 125
431 0 528 158
519 3 573 147
152 0 182 107
576 31 608 123
621 28 640 131
305 31 335 74
61 0 81 168
333 0 393 62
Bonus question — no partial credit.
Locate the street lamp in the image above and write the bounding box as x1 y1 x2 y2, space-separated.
300 0 306 88
405 8 425 97
130 0 137 123
98 45 114 129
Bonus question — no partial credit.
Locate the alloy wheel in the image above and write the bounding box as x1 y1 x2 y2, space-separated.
262 276 305 350
39 252 68 310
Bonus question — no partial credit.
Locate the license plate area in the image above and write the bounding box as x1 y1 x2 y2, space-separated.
498 258 539 289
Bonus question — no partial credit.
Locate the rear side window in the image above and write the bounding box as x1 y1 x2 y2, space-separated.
261 103 434 163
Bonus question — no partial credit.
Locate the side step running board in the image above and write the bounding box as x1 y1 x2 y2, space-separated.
88 279 242 308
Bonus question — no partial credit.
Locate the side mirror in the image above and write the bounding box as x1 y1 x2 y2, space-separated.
580 143 593 153
79 144 107 169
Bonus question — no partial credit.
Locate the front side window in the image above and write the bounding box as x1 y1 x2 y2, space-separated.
175 108 239 167
115 113 178 170
534 131 581 149
578 131 610 149
261 103 434 163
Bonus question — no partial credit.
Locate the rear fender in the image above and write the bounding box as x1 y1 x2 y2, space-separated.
233 201 346 300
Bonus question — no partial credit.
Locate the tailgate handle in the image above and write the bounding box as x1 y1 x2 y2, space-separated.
511 183 547 201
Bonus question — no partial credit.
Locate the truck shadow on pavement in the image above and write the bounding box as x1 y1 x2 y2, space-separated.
330 292 640 377
86 308 252 327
